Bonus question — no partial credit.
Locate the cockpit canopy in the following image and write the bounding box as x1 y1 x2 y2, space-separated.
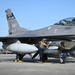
54 17 75 26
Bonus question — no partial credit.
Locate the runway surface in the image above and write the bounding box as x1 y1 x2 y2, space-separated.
0 54 75 75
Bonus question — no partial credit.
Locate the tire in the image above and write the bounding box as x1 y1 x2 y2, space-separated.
59 57 65 64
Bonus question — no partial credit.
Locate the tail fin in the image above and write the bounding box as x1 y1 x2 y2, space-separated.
5 9 28 34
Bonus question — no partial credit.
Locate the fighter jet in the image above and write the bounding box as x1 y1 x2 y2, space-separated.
0 9 75 63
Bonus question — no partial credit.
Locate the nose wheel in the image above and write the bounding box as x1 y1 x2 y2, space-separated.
59 57 65 64
59 53 66 64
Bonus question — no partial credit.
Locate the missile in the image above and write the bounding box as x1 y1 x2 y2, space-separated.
6 43 38 53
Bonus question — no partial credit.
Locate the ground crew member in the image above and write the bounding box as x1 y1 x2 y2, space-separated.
32 38 49 63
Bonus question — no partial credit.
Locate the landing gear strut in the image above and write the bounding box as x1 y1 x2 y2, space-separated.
15 53 25 62
59 53 66 64
59 57 65 64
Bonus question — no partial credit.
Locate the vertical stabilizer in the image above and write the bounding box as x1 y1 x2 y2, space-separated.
5 9 28 34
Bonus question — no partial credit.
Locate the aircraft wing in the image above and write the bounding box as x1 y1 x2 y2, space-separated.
0 34 72 42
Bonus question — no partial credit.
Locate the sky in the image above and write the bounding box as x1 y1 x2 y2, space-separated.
0 0 75 48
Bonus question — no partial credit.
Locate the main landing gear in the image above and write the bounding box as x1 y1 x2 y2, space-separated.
15 53 25 62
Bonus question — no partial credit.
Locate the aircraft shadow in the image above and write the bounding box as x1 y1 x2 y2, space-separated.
23 57 75 64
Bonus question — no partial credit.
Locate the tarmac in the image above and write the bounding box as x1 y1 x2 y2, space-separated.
0 54 75 75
